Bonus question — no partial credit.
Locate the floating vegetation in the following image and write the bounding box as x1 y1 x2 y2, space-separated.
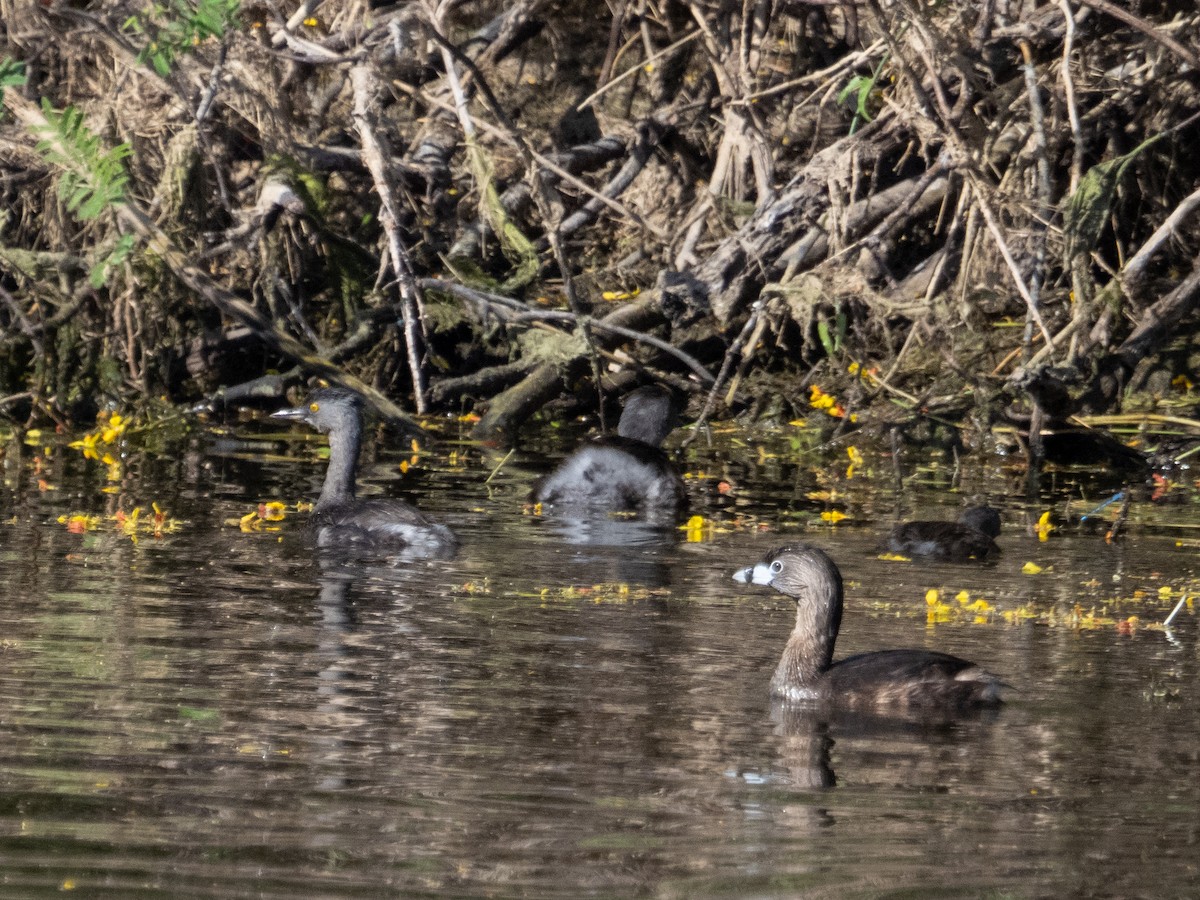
58 503 183 541
232 501 311 533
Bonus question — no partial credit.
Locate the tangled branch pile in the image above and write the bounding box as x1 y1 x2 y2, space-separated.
1 0 1199 440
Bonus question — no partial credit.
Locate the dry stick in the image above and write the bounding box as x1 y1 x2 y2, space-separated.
1123 185 1200 289
390 79 668 241
725 308 769 404
1019 38 1053 364
744 39 886 102
349 63 429 414
869 323 923 406
1163 596 1188 628
1057 1 1088 362
421 278 715 384
970 183 1056 349
1075 0 1200 70
577 28 702 111
2 90 422 433
424 16 609 421
1057 0 1085 196
274 0 329 40
870 0 1054 349
596 0 632 86
681 300 763 448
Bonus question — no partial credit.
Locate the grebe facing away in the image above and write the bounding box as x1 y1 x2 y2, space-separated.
882 505 1002 562
734 544 1004 711
530 385 685 514
272 388 458 556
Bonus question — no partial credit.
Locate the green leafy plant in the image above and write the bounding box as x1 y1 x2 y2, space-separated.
35 102 132 219
817 304 847 356
34 102 137 285
0 57 27 114
124 0 240 76
837 54 890 135
90 234 137 288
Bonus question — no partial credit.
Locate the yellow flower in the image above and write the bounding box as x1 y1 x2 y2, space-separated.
845 445 863 478
601 288 640 301
70 431 102 460
925 588 953 623
1035 511 1054 542
59 513 101 533
808 385 846 418
820 510 847 524
100 413 127 444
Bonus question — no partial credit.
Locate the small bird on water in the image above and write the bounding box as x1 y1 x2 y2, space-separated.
272 387 458 555
734 544 1005 711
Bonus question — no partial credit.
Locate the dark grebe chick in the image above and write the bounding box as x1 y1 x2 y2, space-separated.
734 545 1003 710
531 385 685 512
272 388 458 555
883 505 1001 562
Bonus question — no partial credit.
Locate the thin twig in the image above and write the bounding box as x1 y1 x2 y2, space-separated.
390 79 669 241
1057 0 1084 196
576 29 702 111
1163 596 1188 628
1019 38 1052 363
420 278 715 385
484 447 515 484
349 63 429 413
682 299 763 447
1075 0 1200 70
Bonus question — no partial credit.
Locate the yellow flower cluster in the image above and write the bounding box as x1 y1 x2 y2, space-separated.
808 385 845 418
58 502 181 541
68 412 128 465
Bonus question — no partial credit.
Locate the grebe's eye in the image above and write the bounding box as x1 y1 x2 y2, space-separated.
769 560 783 574
310 402 320 413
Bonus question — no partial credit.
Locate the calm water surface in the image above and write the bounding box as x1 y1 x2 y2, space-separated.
1 414 1199 897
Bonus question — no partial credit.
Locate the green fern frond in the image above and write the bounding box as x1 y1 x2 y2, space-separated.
35 101 132 219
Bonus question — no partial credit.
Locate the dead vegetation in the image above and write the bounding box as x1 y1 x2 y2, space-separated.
1 0 1199 443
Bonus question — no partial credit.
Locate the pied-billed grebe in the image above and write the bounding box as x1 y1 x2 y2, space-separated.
531 385 685 512
882 505 1001 562
272 388 458 555
734 544 1004 710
